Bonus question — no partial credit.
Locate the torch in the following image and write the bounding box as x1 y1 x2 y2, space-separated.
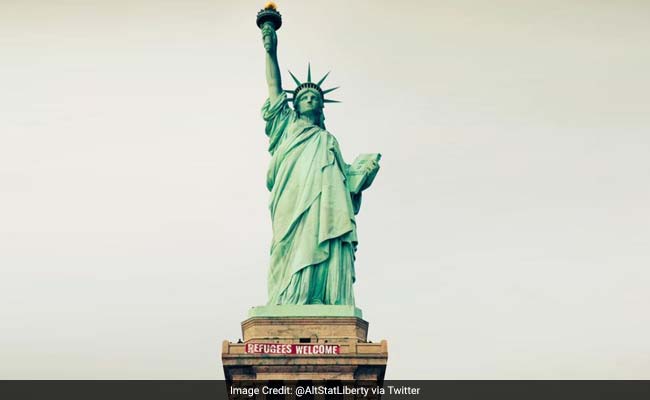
256 2 282 51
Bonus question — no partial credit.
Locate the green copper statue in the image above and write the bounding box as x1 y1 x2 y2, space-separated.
259 4 380 306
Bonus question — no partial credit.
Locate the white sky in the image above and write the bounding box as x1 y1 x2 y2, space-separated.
1 0 649 379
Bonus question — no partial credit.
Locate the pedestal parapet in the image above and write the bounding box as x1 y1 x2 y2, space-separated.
222 305 388 381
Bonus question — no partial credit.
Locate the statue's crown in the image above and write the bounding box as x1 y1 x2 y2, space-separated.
285 63 340 105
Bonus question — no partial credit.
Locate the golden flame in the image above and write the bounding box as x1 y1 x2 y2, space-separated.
264 1 278 10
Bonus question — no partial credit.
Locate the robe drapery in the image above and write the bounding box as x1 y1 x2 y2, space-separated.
262 93 379 305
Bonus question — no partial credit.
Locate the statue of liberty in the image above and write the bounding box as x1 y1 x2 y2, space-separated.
259 4 380 306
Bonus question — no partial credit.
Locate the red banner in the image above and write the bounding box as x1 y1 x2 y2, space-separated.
245 343 340 355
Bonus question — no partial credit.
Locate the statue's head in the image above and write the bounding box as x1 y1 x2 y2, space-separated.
287 64 340 129
294 88 323 117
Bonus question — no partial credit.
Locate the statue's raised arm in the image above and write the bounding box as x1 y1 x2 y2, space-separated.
261 23 282 102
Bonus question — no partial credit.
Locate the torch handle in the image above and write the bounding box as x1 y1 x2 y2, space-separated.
261 21 276 53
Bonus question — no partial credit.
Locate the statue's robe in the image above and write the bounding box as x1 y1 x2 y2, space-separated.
262 93 378 305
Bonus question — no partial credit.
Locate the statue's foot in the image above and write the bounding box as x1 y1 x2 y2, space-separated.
309 299 324 305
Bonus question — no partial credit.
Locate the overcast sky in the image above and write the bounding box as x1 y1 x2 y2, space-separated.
1 0 649 379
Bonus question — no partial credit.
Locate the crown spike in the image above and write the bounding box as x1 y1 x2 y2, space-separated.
322 86 339 95
288 70 302 86
307 63 312 83
323 99 341 103
284 89 294 94
317 71 331 86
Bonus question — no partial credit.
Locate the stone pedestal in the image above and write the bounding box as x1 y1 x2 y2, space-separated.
222 305 388 382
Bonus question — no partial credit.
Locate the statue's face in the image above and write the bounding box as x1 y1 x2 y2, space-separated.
295 89 322 115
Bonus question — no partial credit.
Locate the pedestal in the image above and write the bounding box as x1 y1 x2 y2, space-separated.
222 305 388 382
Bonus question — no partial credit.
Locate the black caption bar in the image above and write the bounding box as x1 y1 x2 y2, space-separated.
1 380 650 400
